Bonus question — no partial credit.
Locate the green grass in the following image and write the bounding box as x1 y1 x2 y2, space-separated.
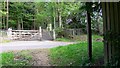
55 35 103 42
55 38 72 42
92 35 103 41
0 52 32 66
0 40 11 43
49 42 104 66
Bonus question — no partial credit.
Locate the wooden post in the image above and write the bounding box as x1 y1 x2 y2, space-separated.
86 8 92 61
102 2 120 65
49 23 52 31
7 28 12 40
39 26 42 40
72 29 75 36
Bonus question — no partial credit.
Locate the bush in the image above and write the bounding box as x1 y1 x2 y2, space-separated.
55 28 67 38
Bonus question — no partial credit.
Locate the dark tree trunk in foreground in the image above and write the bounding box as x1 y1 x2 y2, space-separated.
86 10 92 61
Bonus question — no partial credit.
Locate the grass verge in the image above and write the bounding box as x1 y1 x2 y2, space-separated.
55 38 72 42
55 35 103 42
0 51 32 66
49 42 104 66
0 40 11 43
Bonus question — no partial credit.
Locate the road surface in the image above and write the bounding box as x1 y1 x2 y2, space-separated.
0 41 75 53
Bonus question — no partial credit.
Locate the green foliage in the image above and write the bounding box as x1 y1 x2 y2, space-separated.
9 2 36 29
50 42 104 66
80 2 103 34
0 10 7 16
1 2 103 35
55 27 64 34
55 28 66 38
0 23 2 29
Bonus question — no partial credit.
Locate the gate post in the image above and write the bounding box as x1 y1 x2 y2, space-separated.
7 28 12 40
39 26 42 41
53 29 56 40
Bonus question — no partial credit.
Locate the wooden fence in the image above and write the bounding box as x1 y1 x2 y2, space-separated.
64 28 85 36
7 28 85 40
7 27 42 40
11 30 40 40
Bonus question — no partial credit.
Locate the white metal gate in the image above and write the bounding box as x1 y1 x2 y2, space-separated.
11 30 40 40
7 27 54 41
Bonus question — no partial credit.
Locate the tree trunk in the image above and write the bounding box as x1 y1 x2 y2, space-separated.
0 3 2 29
58 12 62 28
2 16 5 29
53 2 56 40
54 17 56 29
86 2 92 61
6 0 9 29
17 20 21 30
86 11 92 61
57 2 62 28
33 19 35 30
21 18 23 30
3 1 6 29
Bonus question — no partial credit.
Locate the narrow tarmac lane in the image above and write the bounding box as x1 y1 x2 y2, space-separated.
0 41 75 53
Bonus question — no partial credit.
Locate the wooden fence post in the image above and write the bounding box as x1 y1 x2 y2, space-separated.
53 29 56 40
7 28 12 40
39 26 42 40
